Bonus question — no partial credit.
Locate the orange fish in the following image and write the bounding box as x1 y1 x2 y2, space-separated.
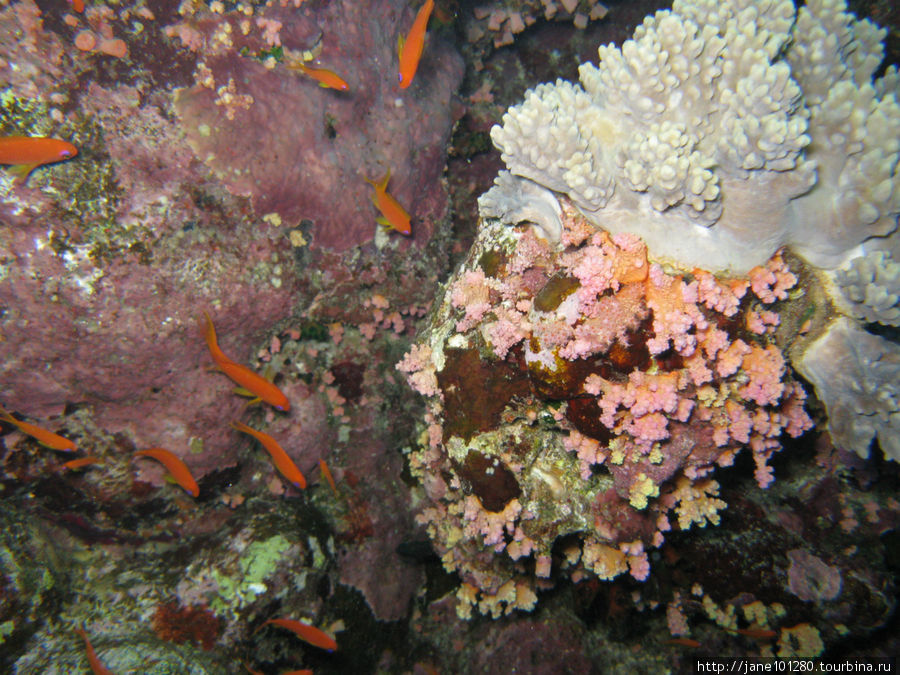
69 0 85 12
260 617 337 652
61 455 103 471
75 627 115 675
398 0 434 88
666 637 701 648
364 170 411 235
319 458 339 496
730 627 778 640
0 405 77 452
203 312 290 412
231 420 306 489
243 664 264 675
290 62 349 91
133 448 199 497
0 136 78 182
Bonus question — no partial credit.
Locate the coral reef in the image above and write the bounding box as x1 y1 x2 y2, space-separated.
399 203 812 616
0 0 449 670
172 0 464 251
484 0 900 461
469 0 609 50
1 0 898 670
0 0 461 487
490 0 899 275
398 0 899 626
793 317 900 460
0 509 65 669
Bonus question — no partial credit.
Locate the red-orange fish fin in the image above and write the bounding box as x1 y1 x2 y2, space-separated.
0 405 14 424
319 458 339 496
202 311 214 336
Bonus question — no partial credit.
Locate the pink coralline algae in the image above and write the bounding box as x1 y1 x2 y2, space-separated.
398 203 813 617
172 0 464 251
786 549 842 603
0 0 462 494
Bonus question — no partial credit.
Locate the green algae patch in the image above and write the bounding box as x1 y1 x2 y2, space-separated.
209 534 295 612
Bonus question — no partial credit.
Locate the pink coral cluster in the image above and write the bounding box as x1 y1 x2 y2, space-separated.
400 204 813 617
469 0 608 49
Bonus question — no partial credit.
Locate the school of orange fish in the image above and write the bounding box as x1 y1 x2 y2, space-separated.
0 1 436 672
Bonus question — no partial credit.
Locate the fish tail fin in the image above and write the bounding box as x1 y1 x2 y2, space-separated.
202 312 226 363
363 169 391 190
9 164 36 184
230 419 249 433
364 170 390 187
0 405 15 424
202 311 216 345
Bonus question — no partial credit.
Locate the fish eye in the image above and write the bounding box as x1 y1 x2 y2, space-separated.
60 150 72 159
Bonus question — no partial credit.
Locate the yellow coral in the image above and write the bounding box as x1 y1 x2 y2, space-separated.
701 595 738 631
629 472 658 509
778 623 824 658
478 580 517 619
582 539 628 580
674 477 727 529
455 582 480 620
514 581 538 613
742 600 770 627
